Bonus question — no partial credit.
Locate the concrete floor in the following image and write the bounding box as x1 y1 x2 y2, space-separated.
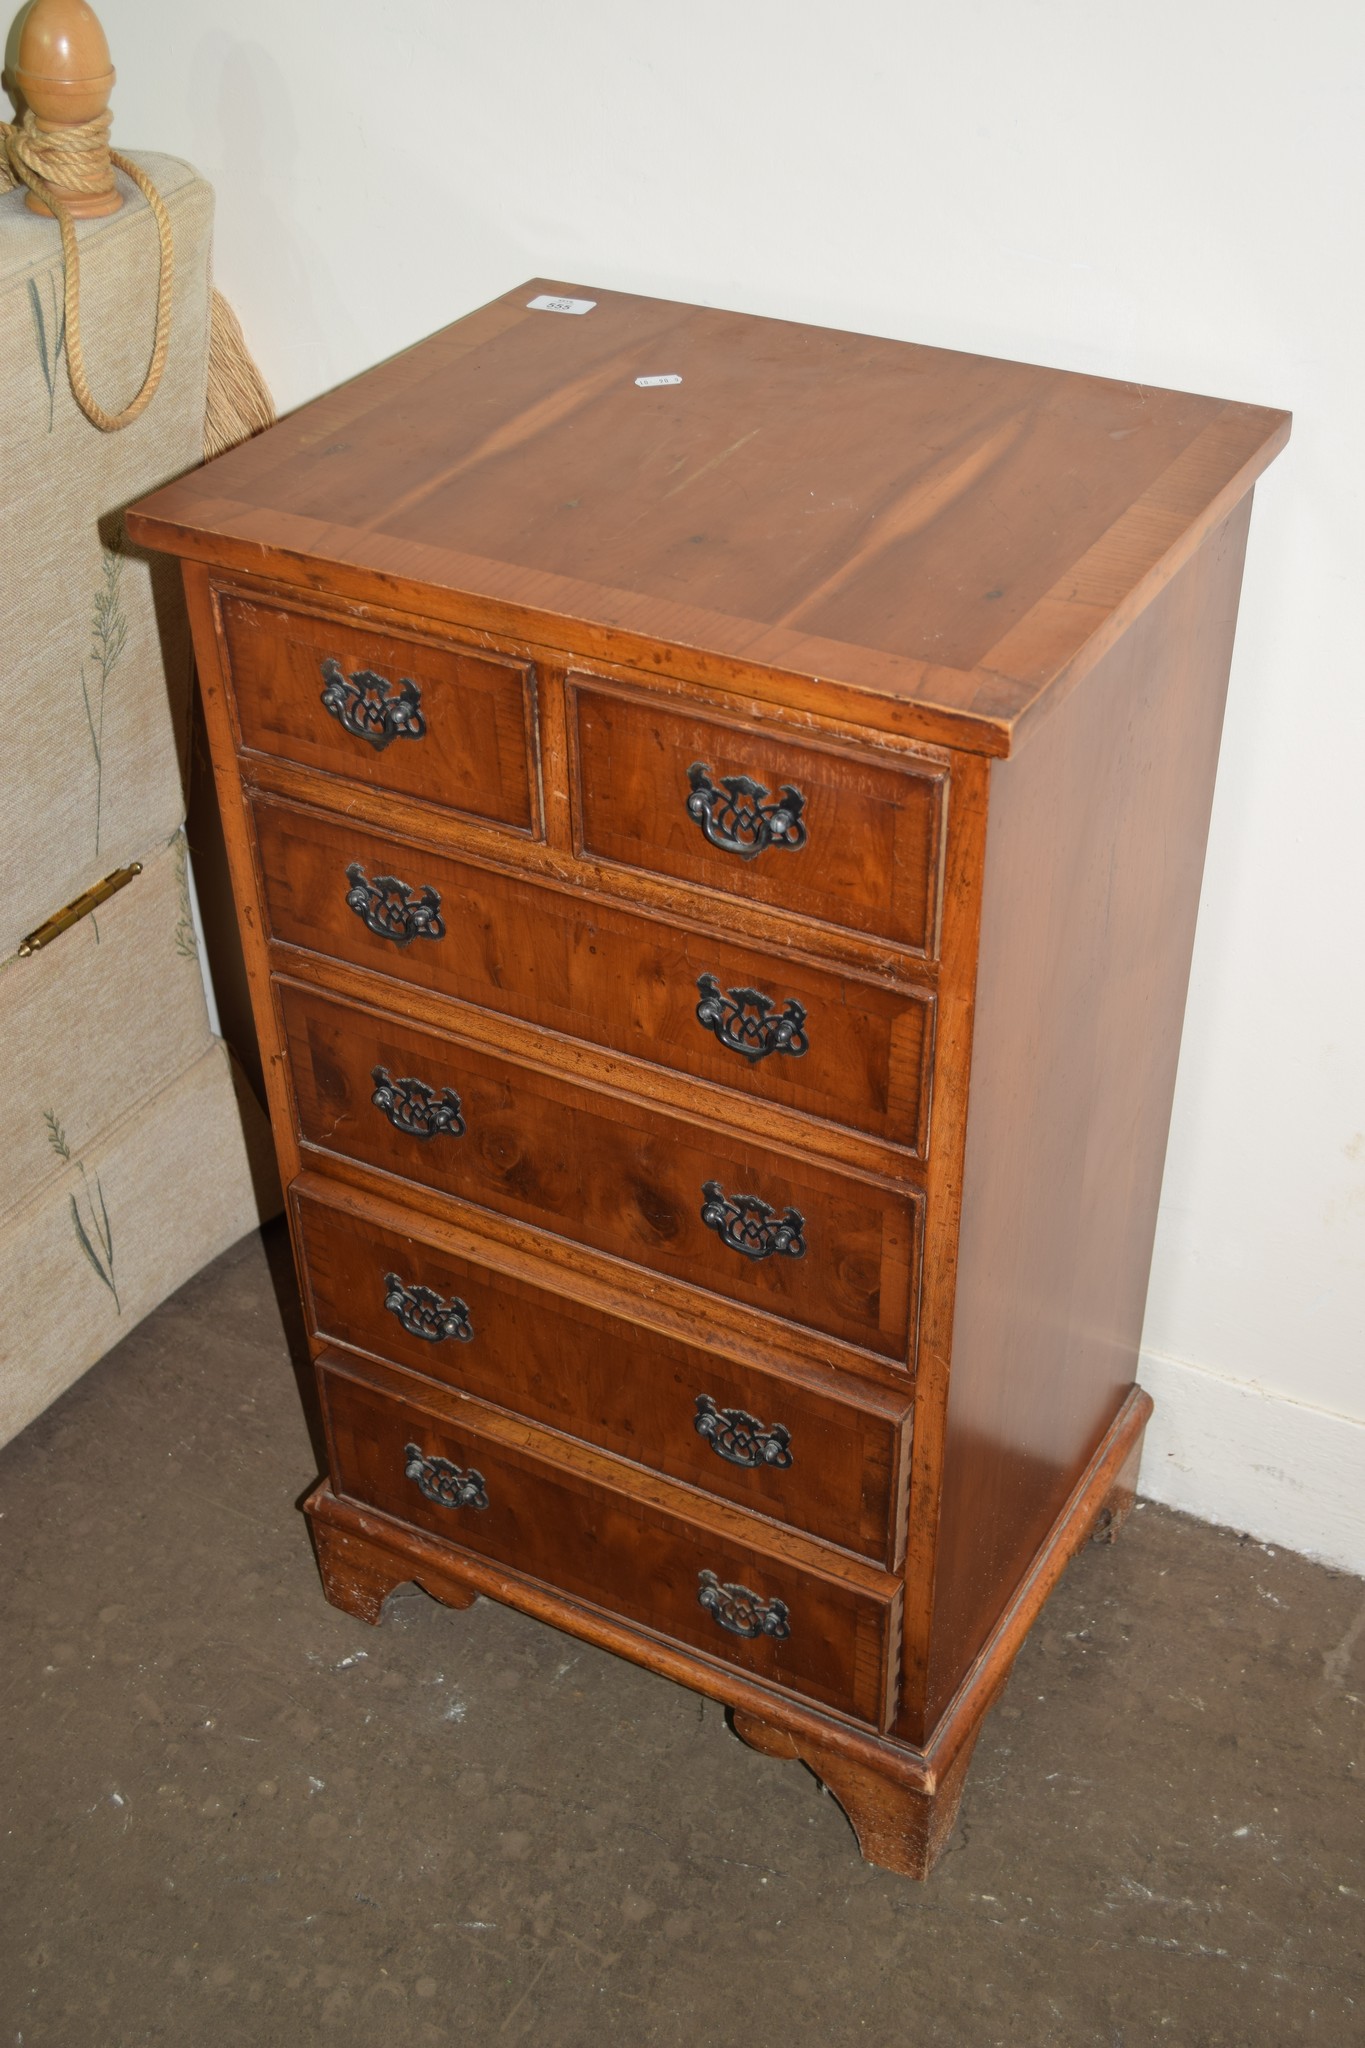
1 1226 1361 2047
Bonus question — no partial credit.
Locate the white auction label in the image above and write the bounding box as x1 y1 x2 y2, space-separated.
634 374 682 387
527 294 596 315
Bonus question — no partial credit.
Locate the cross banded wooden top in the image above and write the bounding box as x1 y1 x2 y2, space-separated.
126 279 1289 756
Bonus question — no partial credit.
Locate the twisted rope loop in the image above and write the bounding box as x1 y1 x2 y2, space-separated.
0 108 174 431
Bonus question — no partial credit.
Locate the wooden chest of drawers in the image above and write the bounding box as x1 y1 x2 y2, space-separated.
127 282 1288 1877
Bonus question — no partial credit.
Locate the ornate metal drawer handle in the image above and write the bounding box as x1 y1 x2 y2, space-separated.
345 861 444 947
695 974 808 1063
697 1569 790 1641
384 1272 474 1345
371 1065 465 1140
700 1180 806 1262
404 1443 489 1512
319 658 426 751
694 1394 792 1469
686 761 807 861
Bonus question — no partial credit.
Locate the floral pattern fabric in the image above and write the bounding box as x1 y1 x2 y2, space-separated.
0 157 276 1449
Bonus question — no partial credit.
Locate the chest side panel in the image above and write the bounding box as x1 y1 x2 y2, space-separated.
914 498 1255 1735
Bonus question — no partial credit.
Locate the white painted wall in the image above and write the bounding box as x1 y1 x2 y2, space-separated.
90 0 1364 1569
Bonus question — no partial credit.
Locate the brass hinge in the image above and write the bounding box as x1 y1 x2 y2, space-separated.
16 863 143 956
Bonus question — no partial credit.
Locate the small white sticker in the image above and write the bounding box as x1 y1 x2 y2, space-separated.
634 374 682 388
527 294 596 315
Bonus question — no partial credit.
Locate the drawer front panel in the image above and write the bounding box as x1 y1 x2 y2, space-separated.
572 682 946 953
254 800 933 1152
219 589 537 831
280 981 920 1361
295 1183 908 1561
321 1356 899 1722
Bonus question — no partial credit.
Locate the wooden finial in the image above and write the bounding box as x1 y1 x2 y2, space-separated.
12 0 120 216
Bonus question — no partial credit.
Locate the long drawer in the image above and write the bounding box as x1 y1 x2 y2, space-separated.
279 978 921 1362
320 1351 902 1725
253 796 934 1152
294 1176 911 1562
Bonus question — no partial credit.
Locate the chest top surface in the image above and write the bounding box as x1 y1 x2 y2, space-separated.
128 281 1288 756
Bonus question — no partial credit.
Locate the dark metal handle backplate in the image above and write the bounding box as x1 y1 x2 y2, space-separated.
345 862 444 947
697 1569 790 1640
404 1443 488 1511
686 761 807 861
694 1394 792 1470
700 1180 806 1261
695 974 808 1063
385 1273 474 1345
320 658 426 751
371 1065 465 1140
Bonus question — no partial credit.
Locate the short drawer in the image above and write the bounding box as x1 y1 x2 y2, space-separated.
253 797 934 1153
279 979 921 1363
216 587 538 832
295 1178 911 1562
571 681 946 954
321 1352 902 1725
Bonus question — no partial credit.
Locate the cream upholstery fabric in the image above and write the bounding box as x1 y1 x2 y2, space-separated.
0 1040 273 1446
0 155 277 1448
0 154 212 955
0 832 254 1220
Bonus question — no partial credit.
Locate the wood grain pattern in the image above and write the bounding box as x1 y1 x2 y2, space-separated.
894 745 992 1739
125 279 1288 757
176 564 306 1195
320 1350 901 1724
242 722 944 986
127 280 1286 1880
252 795 935 1153
730 1707 981 1880
284 1149 921 1401
919 500 1255 1729
307 1384 1152 1877
279 977 922 1361
294 1175 911 1563
570 680 945 952
217 586 539 833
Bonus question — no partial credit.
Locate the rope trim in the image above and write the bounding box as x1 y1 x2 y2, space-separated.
1 109 175 432
205 286 276 459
